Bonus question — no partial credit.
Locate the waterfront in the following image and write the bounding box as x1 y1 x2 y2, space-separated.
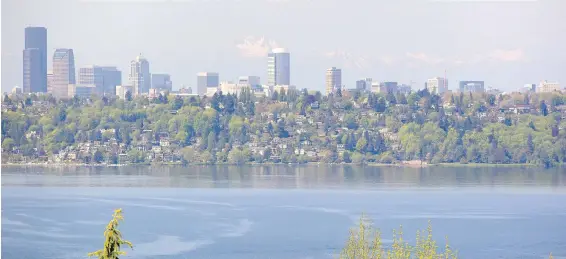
2 165 566 259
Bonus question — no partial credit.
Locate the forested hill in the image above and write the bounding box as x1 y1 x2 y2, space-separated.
2 88 566 167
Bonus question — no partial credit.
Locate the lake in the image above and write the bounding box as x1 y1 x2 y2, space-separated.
2 165 566 259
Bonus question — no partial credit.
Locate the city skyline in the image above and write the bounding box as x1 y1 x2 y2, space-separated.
2 0 565 93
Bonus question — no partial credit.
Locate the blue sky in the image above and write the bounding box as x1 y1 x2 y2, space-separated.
2 0 565 92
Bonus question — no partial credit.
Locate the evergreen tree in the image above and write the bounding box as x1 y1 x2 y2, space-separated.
88 209 133 259
540 100 548 116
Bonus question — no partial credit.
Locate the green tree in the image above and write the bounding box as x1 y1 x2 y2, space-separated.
227 148 247 164
93 150 104 163
356 137 367 153
339 215 457 259
343 151 352 163
207 131 216 152
125 91 132 101
2 137 15 151
88 209 133 259
3 94 12 105
540 100 548 116
171 96 184 110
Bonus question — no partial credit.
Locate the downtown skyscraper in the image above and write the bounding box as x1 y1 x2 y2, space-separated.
325 67 342 95
196 72 219 96
51 49 76 99
78 66 122 95
22 27 47 93
129 54 151 96
267 48 290 86
151 74 172 92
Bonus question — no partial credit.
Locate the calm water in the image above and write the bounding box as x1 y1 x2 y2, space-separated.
2 165 566 259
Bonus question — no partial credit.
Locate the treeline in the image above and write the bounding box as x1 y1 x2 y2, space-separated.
2 87 566 167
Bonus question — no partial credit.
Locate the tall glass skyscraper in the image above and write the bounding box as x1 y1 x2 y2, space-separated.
78 66 122 95
129 54 151 96
152 74 172 92
267 48 290 86
23 27 47 93
52 49 76 99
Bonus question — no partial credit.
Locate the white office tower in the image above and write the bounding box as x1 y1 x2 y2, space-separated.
267 48 290 87
325 67 342 95
426 77 448 94
537 80 560 93
129 54 150 96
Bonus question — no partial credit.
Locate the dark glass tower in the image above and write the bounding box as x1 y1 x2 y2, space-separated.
23 27 47 93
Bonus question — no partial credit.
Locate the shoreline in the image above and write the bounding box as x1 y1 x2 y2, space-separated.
0 161 549 168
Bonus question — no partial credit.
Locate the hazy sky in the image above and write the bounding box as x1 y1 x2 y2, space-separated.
2 0 565 93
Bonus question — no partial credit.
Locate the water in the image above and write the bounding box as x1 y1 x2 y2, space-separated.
2 165 566 259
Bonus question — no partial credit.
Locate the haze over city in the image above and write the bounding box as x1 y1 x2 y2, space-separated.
2 0 565 92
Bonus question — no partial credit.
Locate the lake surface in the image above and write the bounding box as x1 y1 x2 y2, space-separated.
2 165 566 259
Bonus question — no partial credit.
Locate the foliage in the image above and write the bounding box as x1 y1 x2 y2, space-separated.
2 90 566 167
340 215 458 259
88 209 133 259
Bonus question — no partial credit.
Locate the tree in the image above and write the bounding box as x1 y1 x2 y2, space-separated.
228 148 247 164
344 114 358 130
356 137 367 153
2 137 14 151
528 121 536 131
339 216 457 259
276 119 289 138
25 97 33 106
343 151 352 163
271 90 279 101
3 94 12 105
125 91 132 102
488 94 496 106
207 131 216 152
540 100 548 116
386 92 397 105
88 209 133 259
93 150 104 163
171 96 183 110
375 97 386 113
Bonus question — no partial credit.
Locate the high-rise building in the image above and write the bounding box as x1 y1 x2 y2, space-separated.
459 81 485 93
197 72 219 96
23 48 42 94
426 77 448 94
129 54 151 96
51 49 76 99
356 78 372 92
523 84 536 92
78 66 122 95
398 84 412 95
23 27 47 93
267 48 290 86
238 76 261 87
537 80 560 93
78 66 104 94
325 67 342 95
11 86 23 95
100 67 122 95
68 84 96 98
151 74 172 92
372 82 398 94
